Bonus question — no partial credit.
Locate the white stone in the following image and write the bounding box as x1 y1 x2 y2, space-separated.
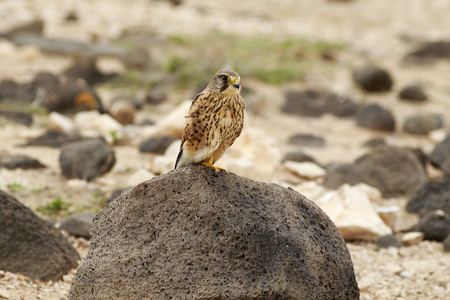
376 206 400 229
302 183 392 241
0 287 10 299
74 111 123 142
141 100 191 138
429 128 447 143
402 232 424 246
283 160 326 179
48 112 78 134
127 169 156 187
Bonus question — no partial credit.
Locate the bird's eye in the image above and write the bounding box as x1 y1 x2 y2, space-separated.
221 75 229 82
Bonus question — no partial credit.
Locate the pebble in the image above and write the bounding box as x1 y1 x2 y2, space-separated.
283 161 326 179
402 232 424 246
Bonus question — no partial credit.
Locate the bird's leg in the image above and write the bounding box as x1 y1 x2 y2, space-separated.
202 157 225 173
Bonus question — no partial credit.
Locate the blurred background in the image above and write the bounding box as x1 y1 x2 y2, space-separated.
0 0 449 299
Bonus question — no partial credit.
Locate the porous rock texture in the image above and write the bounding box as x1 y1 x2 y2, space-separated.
68 166 359 300
0 190 79 281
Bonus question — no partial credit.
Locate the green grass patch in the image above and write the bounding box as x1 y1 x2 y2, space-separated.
161 31 346 87
37 197 72 217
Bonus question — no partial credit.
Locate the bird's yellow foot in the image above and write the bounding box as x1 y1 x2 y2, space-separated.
202 161 225 173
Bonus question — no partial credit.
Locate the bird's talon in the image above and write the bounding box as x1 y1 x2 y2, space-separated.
202 162 225 173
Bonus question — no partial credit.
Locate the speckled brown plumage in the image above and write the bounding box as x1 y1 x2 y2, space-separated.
174 69 245 172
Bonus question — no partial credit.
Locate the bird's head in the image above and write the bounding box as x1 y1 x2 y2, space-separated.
207 69 241 95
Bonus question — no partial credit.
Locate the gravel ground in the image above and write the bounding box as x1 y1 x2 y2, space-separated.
1 0 450 299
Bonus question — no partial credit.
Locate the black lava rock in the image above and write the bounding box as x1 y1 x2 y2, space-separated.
352 65 393 92
59 139 116 181
356 104 396 132
398 85 428 102
429 135 450 174
0 190 79 281
403 113 443 135
0 155 46 169
139 136 178 155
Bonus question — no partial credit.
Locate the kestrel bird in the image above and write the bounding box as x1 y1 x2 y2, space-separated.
174 69 245 172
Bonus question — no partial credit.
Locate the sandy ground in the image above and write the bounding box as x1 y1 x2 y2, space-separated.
1 0 450 299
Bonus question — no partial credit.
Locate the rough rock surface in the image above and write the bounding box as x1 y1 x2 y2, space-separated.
324 146 426 198
356 104 396 132
68 166 359 300
59 138 116 181
406 178 450 216
429 135 450 174
0 190 79 281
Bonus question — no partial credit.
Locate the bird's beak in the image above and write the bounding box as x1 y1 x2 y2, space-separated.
231 78 240 89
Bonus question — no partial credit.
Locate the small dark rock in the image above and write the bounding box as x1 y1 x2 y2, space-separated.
429 135 450 174
324 145 427 198
0 190 79 281
356 104 396 132
59 212 97 238
404 41 450 63
403 113 443 135
139 119 155 126
144 86 168 105
362 137 386 148
352 65 394 92
121 45 151 71
406 179 450 216
59 139 116 181
0 155 45 169
282 151 320 165
63 53 112 85
139 136 177 154
0 80 35 104
398 85 428 102
443 234 450 252
0 110 33 126
288 133 326 147
64 10 79 23
22 130 80 148
282 89 359 118
375 235 401 248
409 210 450 241
53 77 104 113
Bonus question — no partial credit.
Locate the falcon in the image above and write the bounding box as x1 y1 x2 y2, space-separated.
174 69 245 173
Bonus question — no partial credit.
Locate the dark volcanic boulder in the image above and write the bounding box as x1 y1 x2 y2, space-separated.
429 135 450 174
403 113 443 135
352 65 393 92
139 135 177 154
325 146 427 198
409 210 450 241
406 178 450 216
59 212 97 239
356 104 396 132
0 190 79 281
281 89 359 118
59 139 116 181
398 85 428 102
68 166 359 300
0 154 46 169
